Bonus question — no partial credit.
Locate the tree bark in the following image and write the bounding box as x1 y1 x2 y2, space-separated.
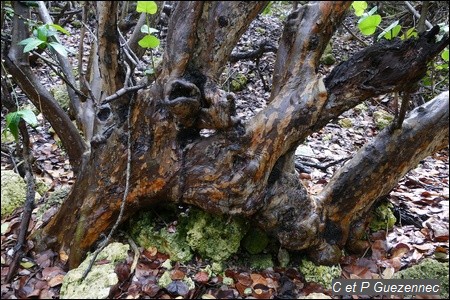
31 1 449 269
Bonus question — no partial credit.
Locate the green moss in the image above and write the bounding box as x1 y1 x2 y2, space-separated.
249 254 273 270
230 73 248 92
36 186 70 220
50 85 71 112
1 170 28 217
242 227 269 254
60 242 129 299
300 259 341 289
129 212 193 262
354 103 368 113
278 248 290 268
185 209 248 263
373 110 394 130
338 118 353 128
369 201 396 232
393 259 449 298
320 42 335 65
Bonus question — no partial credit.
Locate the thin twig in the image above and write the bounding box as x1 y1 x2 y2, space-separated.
81 97 134 281
341 22 368 47
6 121 36 282
404 1 433 30
31 50 88 100
101 84 146 104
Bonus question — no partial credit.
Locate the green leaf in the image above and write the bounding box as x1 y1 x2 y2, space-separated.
402 27 418 40
49 23 70 35
136 1 157 14
140 24 159 34
379 21 401 40
441 49 449 62
138 35 160 49
5 112 20 141
36 25 49 41
20 261 35 269
18 37 36 46
22 38 46 53
352 1 367 17
48 42 68 57
17 109 38 127
359 6 378 22
358 15 381 35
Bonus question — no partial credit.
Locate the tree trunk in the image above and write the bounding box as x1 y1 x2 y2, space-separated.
31 1 449 269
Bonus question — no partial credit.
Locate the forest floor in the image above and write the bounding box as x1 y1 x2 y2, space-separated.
1 2 449 299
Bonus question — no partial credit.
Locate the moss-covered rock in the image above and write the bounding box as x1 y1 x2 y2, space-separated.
373 110 394 130
230 73 248 92
320 42 335 65
129 208 248 263
300 259 341 289
129 212 193 262
242 227 269 254
393 258 449 298
369 201 396 232
1 170 28 217
338 118 353 128
185 209 248 262
36 186 70 220
60 242 129 299
249 254 273 270
50 85 71 112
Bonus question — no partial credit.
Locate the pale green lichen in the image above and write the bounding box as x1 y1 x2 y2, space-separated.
1 170 27 217
230 73 248 92
393 258 449 298
129 208 248 264
129 212 193 262
185 209 248 262
60 242 129 299
373 110 394 130
369 201 396 232
300 259 342 289
158 270 172 288
50 85 71 112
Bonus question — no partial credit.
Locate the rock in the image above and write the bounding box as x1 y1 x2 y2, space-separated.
60 242 129 299
50 85 71 112
1 170 40 217
300 259 341 289
393 258 449 299
129 208 248 263
185 209 248 262
299 292 332 299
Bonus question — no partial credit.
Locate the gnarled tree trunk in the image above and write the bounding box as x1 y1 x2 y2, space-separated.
30 1 449 269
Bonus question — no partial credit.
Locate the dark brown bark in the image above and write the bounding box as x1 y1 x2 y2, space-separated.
31 1 449 269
